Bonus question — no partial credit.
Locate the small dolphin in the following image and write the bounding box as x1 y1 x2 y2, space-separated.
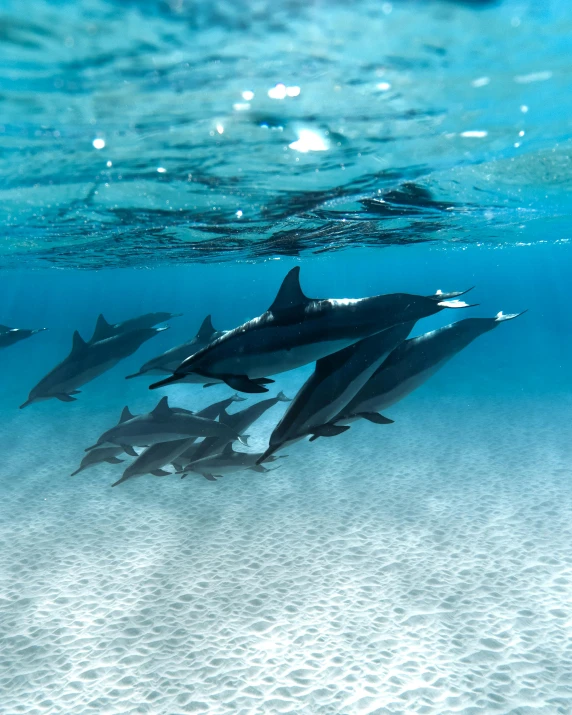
189 391 291 463
89 311 182 344
0 325 47 350
149 267 475 394
125 314 225 380
257 321 414 462
333 311 526 424
180 443 285 481
20 326 168 408
71 444 129 476
111 438 196 487
86 396 247 450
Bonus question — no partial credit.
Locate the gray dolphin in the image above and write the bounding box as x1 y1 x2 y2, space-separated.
333 311 526 424
20 326 168 408
71 444 130 476
180 443 285 481
0 325 47 350
89 311 182 344
125 314 225 380
86 396 247 450
256 321 414 462
149 267 475 394
187 391 291 464
111 438 195 487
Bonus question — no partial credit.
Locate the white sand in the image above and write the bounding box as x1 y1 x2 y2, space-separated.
1 377 572 714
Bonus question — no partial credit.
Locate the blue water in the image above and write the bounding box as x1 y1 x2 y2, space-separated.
2 1 572 713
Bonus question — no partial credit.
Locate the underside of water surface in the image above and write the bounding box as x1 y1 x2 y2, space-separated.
1 1 572 714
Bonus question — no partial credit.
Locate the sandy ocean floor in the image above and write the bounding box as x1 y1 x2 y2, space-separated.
2 364 572 714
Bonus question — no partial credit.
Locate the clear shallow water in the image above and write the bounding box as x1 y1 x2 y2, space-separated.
1 0 571 266
2 1 572 714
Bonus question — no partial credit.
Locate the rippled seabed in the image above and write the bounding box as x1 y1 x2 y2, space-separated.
1 0 571 267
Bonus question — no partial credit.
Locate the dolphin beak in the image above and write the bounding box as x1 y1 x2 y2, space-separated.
19 399 34 409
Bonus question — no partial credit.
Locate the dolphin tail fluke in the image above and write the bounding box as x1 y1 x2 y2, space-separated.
357 412 394 425
149 374 181 390
494 309 527 323
309 424 351 441
223 375 271 393
236 434 250 447
432 286 475 300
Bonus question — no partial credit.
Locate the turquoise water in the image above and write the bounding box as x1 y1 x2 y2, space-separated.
2 1 572 713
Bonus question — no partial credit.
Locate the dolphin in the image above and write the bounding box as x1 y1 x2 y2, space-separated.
71 444 130 476
188 391 291 464
333 311 526 424
149 267 475 394
180 443 285 481
89 311 182 344
0 325 47 350
256 321 414 463
20 326 168 408
111 438 196 487
125 314 225 380
86 396 247 450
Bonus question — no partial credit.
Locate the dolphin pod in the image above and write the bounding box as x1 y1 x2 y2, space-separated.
20 309 181 408
20 326 169 408
149 267 475 393
15 268 524 486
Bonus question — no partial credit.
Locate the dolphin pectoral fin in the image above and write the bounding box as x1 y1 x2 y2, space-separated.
105 457 124 464
222 375 270 394
151 469 171 477
309 424 351 440
203 474 217 481
249 464 271 473
121 444 138 457
437 299 478 309
203 382 220 388
56 394 77 402
358 412 394 425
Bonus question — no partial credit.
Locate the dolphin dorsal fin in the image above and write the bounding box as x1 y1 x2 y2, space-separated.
152 396 171 419
222 442 235 456
119 406 135 423
91 314 115 343
196 314 216 339
71 330 88 354
269 267 309 313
